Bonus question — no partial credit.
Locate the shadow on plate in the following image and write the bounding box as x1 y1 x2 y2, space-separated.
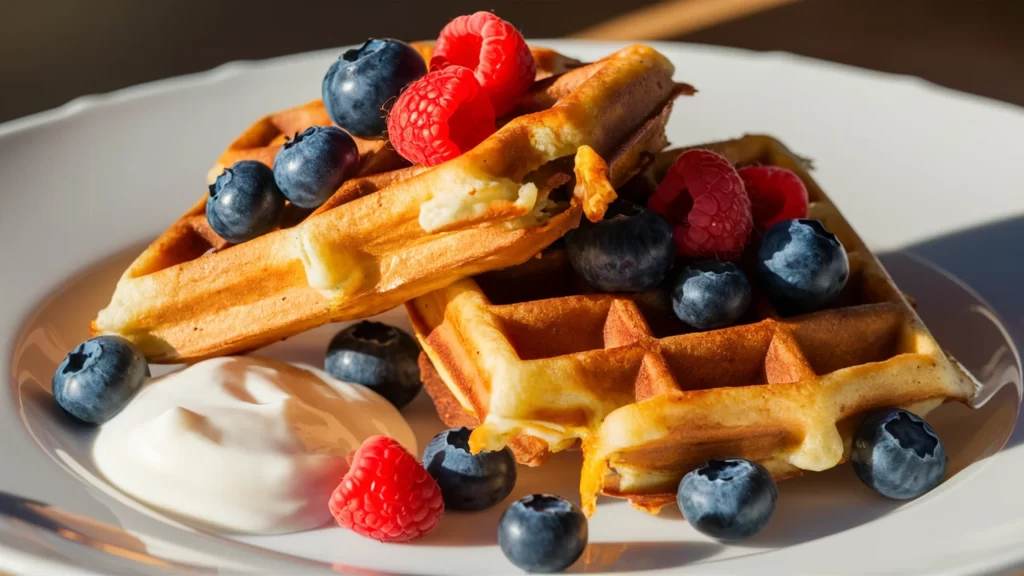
735 465 896 547
901 214 1024 449
572 540 722 573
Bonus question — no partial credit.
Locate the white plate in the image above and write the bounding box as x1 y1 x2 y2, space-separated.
2 40 1024 575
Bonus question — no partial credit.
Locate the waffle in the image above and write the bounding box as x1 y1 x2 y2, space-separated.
407 134 980 516
92 43 693 362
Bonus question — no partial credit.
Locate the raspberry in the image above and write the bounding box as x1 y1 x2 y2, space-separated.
738 166 809 229
329 436 444 543
386 66 496 166
431 12 536 116
648 150 753 260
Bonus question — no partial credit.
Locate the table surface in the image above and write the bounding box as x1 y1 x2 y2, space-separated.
1 0 1022 124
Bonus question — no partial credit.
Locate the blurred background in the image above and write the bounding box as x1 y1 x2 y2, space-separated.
1 0 1022 124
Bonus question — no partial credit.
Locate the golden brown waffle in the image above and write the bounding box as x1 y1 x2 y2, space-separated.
93 44 693 362
406 134 980 517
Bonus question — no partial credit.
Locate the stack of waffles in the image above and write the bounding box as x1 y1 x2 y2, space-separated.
93 43 977 515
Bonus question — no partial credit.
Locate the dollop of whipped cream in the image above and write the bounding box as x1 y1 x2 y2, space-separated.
92 356 416 535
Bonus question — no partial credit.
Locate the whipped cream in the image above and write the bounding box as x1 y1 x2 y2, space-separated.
92 356 416 535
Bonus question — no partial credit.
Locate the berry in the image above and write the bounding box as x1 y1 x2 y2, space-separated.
671 260 751 330
324 321 422 410
329 436 443 543
206 160 285 243
738 166 809 229
322 38 427 138
422 427 517 511
387 66 495 166
273 126 359 209
677 458 777 540
565 200 675 292
431 12 536 116
648 149 753 261
52 336 149 424
498 494 588 573
851 408 946 500
756 219 849 314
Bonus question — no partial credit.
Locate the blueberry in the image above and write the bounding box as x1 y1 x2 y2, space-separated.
206 160 285 243
756 219 849 314
322 38 427 138
499 494 588 573
565 200 675 292
52 336 149 424
677 458 777 540
324 321 422 409
273 126 359 209
423 427 517 511
671 260 751 330
851 408 946 499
